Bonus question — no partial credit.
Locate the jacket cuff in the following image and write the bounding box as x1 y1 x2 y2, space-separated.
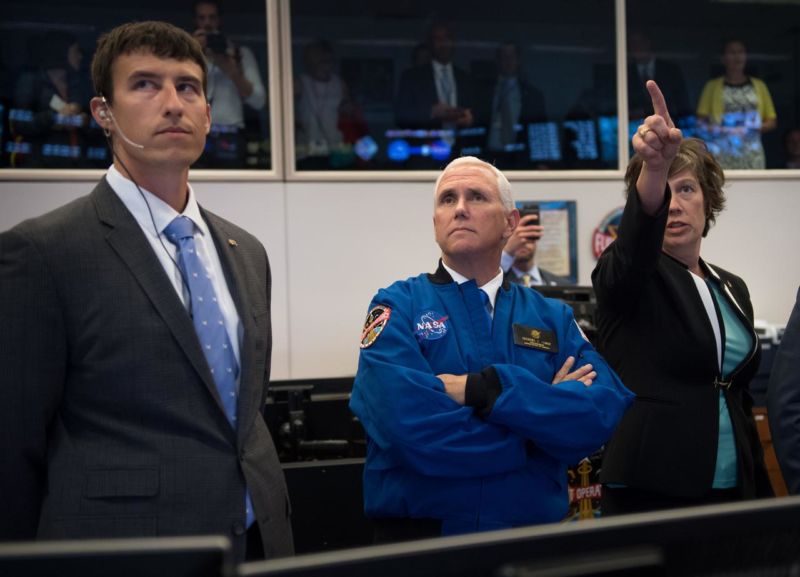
465 366 502 414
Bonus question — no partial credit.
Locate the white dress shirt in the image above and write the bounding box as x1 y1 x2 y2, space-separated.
207 44 266 128
432 60 457 106
441 261 503 317
106 165 243 375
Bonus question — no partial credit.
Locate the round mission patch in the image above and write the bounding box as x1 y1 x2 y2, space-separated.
360 305 391 349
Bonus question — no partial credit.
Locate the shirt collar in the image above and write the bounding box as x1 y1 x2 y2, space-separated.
512 264 542 285
432 60 453 74
107 164 207 239
441 261 504 309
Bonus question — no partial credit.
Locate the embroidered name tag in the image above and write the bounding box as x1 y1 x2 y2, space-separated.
513 324 558 353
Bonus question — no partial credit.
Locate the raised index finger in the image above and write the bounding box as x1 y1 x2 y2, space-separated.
646 80 674 128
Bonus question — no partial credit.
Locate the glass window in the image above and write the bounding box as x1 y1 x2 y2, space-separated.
0 0 271 170
627 1 800 170
289 0 618 172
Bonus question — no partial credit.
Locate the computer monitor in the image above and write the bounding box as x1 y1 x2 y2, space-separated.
0 535 233 577
533 285 597 343
527 119 601 167
238 496 800 577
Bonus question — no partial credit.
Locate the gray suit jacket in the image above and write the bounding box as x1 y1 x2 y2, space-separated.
0 179 293 560
507 267 570 287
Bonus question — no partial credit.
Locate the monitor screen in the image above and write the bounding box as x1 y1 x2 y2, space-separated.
528 121 561 162
562 119 599 161
239 497 800 577
533 285 596 342
0 535 232 577
383 126 488 166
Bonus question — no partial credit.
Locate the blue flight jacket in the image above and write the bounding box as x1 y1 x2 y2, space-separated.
350 262 633 536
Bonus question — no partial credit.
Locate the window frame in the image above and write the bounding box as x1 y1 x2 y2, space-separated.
1 0 798 182
0 0 284 182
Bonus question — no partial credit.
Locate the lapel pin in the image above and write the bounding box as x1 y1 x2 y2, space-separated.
228 238 238 247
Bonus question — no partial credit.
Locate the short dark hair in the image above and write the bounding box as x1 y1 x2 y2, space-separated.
91 21 207 104
625 137 726 237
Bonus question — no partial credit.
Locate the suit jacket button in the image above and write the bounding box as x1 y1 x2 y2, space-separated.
232 521 246 536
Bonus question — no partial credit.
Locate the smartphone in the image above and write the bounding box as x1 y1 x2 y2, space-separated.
206 32 228 53
519 204 540 225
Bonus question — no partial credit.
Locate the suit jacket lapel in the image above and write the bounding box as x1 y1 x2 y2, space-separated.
704 261 759 363
92 180 230 419
202 210 261 445
662 254 719 373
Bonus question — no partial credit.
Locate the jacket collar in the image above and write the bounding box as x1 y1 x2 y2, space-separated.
428 258 512 290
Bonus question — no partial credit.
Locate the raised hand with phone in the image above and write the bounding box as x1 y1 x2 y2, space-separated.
504 204 542 257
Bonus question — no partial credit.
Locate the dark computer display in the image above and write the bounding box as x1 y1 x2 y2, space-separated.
534 285 597 342
238 497 800 577
562 119 599 161
597 115 618 164
0 535 233 577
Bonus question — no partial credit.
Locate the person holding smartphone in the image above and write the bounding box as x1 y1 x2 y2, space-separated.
592 81 773 514
500 205 569 287
192 0 266 167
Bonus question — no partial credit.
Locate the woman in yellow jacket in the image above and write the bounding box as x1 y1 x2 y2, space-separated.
697 39 776 169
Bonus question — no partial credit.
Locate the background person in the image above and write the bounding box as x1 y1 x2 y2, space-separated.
593 81 772 515
500 212 568 287
192 0 266 166
783 127 800 169
295 38 365 168
394 22 477 130
12 31 92 167
696 39 776 169
0 21 292 561
627 29 689 122
350 155 632 542
767 287 800 495
486 42 546 168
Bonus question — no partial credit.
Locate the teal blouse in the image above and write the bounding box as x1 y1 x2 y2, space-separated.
708 279 754 489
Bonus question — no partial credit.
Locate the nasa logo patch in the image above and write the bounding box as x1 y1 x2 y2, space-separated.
360 305 391 349
413 310 449 341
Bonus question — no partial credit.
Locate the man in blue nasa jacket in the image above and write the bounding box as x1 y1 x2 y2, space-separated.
350 156 633 542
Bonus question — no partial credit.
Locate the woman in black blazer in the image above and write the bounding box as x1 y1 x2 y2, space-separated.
592 81 772 514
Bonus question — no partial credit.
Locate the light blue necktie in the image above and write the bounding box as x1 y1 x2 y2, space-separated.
165 215 254 527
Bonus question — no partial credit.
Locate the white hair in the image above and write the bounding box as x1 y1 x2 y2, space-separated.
433 156 514 212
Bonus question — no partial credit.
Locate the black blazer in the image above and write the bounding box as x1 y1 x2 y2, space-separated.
591 187 771 499
0 180 293 560
767 287 800 494
394 62 477 129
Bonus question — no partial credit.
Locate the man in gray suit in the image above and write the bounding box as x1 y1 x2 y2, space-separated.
0 21 292 561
